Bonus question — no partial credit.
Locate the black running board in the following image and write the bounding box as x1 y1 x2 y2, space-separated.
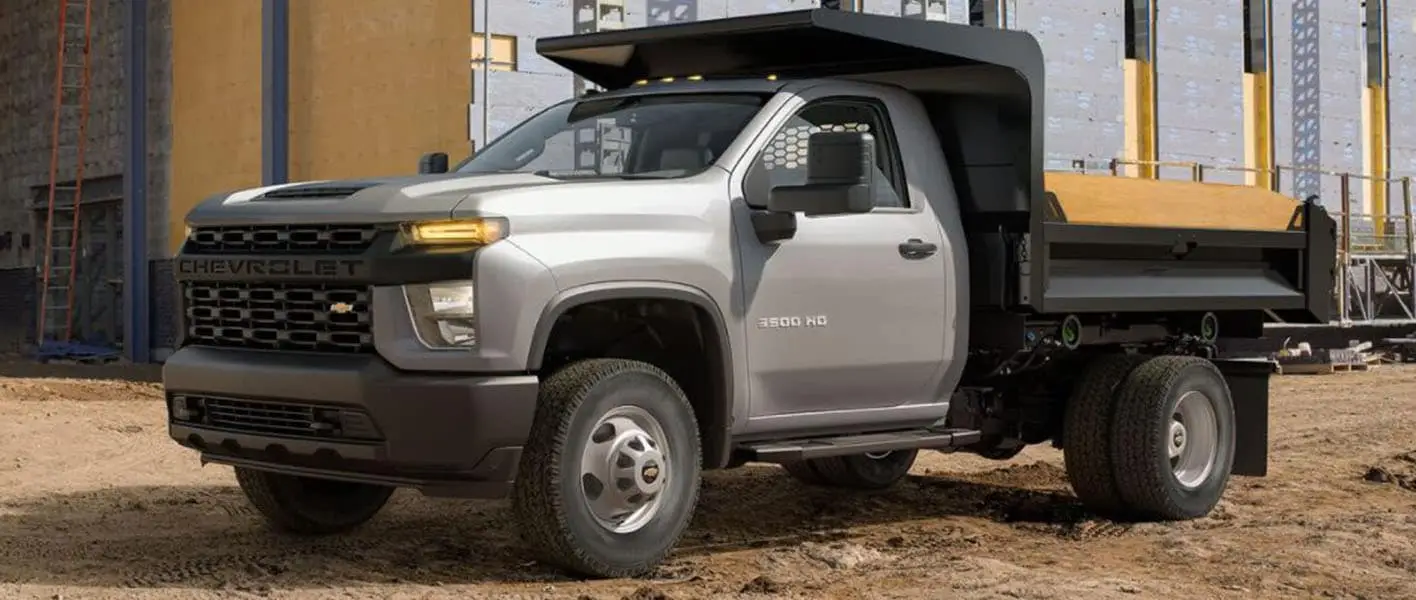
738 428 983 463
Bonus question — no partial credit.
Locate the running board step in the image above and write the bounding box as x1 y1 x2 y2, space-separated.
738 428 983 463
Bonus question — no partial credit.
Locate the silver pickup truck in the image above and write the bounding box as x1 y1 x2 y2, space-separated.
164 9 1335 578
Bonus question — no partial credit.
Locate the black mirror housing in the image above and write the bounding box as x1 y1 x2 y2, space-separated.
766 131 874 216
419 152 450 174
767 183 873 215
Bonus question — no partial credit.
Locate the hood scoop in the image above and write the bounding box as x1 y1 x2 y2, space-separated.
256 182 380 201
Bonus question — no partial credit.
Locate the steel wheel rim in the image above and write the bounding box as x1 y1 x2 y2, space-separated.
579 405 671 534
864 451 894 460
1169 390 1219 489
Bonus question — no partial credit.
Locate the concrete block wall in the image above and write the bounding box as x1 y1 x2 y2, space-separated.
1155 1 1245 184
1387 1 1416 220
1394 3 1416 176
1014 3 1126 170
0 0 172 351
0 0 170 270
1319 2 1365 212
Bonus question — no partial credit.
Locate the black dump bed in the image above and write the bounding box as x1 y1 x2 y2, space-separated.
537 9 1335 325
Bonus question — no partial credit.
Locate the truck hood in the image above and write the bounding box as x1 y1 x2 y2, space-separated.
183 172 585 226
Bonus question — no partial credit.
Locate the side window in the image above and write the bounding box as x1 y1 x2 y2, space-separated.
755 99 908 209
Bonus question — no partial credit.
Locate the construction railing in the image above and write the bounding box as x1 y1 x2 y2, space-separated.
1055 158 1416 326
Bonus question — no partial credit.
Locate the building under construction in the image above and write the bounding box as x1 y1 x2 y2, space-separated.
0 0 1413 362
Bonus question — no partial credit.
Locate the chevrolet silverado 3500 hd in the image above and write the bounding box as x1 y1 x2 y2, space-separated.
164 10 1335 578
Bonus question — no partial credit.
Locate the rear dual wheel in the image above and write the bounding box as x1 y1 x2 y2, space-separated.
1063 354 1236 520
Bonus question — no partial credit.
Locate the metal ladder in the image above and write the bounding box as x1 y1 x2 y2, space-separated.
36 0 94 350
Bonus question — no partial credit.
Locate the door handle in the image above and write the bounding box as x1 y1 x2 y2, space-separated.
898 238 938 260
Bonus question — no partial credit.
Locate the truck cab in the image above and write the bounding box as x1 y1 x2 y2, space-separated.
163 9 1334 580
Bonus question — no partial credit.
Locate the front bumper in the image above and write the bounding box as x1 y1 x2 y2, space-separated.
163 346 538 498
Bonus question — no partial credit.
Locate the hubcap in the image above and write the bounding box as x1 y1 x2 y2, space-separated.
1169 390 1219 489
580 405 670 534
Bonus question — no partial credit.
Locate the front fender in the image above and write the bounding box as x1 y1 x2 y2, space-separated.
526 281 739 468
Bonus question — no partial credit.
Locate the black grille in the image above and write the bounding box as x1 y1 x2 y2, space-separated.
184 283 373 353
186 224 379 255
173 395 382 441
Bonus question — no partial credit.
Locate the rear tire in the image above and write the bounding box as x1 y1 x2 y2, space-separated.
1062 353 1150 515
511 359 702 579
782 449 918 490
234 468 394 534
1110 355 1236 520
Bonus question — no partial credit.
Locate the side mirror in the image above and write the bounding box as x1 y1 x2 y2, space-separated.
418 152 449 174
766 131 874 216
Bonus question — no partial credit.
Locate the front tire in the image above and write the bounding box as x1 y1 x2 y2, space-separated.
782 449 919 490
1110 355 1236 520
234 467 394 534
511 359 702 579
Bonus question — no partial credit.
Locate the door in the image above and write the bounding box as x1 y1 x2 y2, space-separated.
75 199 124 346
735 94 949 420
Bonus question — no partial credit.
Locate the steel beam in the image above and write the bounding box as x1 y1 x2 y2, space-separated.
969 0 1007 28
1291 0 1322 201
1122 0 1158 179
122 0 150 363
1242 0 1275 190
1361 0 1390 238
261 0 289 185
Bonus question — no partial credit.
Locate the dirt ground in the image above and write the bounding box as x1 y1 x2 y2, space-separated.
0 359 1414 600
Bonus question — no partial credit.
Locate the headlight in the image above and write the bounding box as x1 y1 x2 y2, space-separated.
399 218 506 247
404 280 478 348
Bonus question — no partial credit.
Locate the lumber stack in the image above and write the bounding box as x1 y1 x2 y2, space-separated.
1275 341 1382 375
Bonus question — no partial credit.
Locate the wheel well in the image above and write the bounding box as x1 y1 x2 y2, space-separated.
538 297 731 469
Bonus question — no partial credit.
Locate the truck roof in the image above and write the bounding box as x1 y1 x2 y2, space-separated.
537 8 1046 215
535 9 1043 92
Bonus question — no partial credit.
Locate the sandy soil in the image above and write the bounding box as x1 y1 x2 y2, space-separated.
0 358 1414 600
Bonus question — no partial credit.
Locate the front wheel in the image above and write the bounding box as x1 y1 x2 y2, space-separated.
782 449 919 490
1110 355 1236 520
234 468 394 534
511 359 702 579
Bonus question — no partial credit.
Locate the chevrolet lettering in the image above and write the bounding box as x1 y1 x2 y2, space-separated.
176 257 362 279
160 9 1335 582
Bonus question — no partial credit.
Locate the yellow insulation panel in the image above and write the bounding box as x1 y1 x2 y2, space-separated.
288 0 472 181
168 0 263 256
1044 172 1301 232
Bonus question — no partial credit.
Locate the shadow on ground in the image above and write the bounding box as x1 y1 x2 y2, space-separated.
0 462 1098 590
0 358 162 384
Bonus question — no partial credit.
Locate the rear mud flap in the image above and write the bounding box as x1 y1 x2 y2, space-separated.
1212 357 1277 477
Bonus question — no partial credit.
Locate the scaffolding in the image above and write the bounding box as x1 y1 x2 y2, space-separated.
1061 158 1415 327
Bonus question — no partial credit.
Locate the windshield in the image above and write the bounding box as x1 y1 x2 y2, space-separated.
456 93 768 179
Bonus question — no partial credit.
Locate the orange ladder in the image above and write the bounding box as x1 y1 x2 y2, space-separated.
36 0 94 349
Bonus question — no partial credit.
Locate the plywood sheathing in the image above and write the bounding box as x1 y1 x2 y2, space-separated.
1044 172 1301 232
